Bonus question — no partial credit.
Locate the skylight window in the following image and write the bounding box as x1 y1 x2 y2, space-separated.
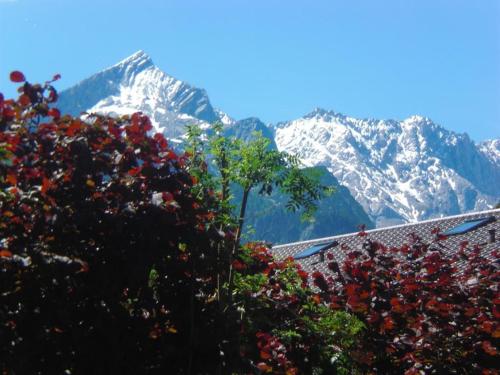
442 216 496 236
293 241 338 260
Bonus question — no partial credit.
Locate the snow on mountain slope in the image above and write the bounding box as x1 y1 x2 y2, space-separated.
57 51 500 228
58 50 220 138
214 109 236 126
273 109 499 227
57 52 375 241
479 139 500 166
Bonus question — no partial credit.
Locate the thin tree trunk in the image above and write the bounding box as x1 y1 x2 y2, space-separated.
216 169 229 375
233 187 250 253
216 147 229 301
227 186 250 299
220 165 229 206
221 187 250 375
216 147 233 375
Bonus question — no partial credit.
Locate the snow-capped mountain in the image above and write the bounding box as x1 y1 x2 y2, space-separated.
57 50 500 229
479 139 500 166
58 50 224 139
273 109 499 226
57 51 375 242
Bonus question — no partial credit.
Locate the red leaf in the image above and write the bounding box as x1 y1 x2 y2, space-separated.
425 299 438 312
260 350 271 360
297 269 308 282
481 321 494 334
143 118 153 132
66 121 81 136
382 316 395 331
41 177 53 194
167 150 178 161
0 249 13 258
367 312 380 324
48 108 60 119
347 295 368 313
482 340 498 356
345 283 360 296
19 94 31 106
232 260 247 271
128 167 142 176
52 74 61 81
359 290 370 299
390 297 402 307
465 307 476 317
403 283 419 293
162 192 174 202
6 174 17 186
256 362 272 372
10 71 25 82
425 263 439 275
154 133 168 149
108 120 122 138
63 170 72 182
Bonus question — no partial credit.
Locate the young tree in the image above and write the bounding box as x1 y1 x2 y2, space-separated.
187 123 332 247
185 123 333 304
221 124 329 246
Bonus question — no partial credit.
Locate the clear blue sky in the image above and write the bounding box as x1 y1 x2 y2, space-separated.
1 0 499 141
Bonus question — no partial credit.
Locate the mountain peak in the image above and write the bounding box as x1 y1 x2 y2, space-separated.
113 50 154 71
274 108 499 227
304 107 345 120
403 114 432 124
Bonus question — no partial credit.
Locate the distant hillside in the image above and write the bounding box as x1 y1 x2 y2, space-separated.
241 166 373 244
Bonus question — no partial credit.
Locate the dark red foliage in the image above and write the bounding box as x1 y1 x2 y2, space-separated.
318 233 500 373
9 70 25 82
312 270 329 292
0 77 229 374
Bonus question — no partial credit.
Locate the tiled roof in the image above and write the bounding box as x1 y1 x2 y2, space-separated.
271 209 500 275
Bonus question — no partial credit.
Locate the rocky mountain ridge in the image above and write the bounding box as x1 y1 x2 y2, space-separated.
273 109 499 226
58 51 499 230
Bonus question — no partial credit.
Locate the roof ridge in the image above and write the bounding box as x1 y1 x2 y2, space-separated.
272 208 500 249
